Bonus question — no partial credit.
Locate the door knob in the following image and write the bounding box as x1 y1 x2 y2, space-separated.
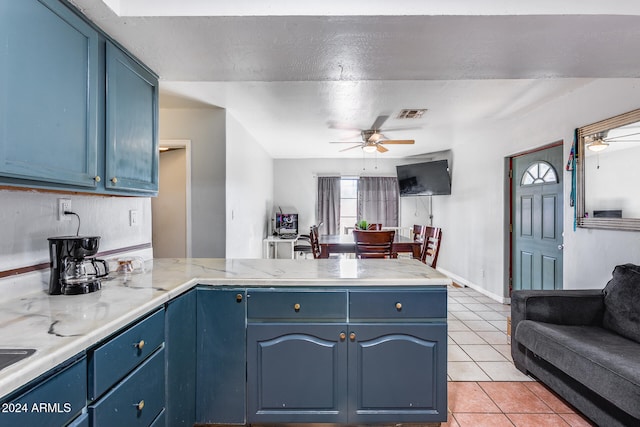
339 332 346 341
349 332 356 341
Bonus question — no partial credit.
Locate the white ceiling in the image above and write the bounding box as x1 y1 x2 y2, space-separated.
70 0 640 158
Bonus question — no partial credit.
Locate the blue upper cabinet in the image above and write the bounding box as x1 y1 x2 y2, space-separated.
0 0 99 188
105 42 159 194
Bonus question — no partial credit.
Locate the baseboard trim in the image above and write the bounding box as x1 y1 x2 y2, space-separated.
437 267 510 304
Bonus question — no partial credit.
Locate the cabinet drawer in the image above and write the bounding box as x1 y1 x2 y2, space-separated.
349 289 446 319
89 347 165 427
0 357 86 427
247 290 347 320
89 309 164 399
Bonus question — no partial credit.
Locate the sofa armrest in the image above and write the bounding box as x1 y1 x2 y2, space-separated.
510 290 604 372
511 290 605 327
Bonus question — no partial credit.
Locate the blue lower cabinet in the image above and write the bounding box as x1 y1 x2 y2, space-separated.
196 288 246 424
0 356 86 427
67 412 89 427
88 347 165 427
247 323 348 424
165 289 196 426
88 309 165 400
347 323 447 423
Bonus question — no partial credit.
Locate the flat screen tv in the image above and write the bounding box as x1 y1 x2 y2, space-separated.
396 159 451 196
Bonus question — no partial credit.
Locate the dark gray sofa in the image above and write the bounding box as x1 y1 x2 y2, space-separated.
511 264 640 427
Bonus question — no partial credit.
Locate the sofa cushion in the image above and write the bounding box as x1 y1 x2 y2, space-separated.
603 263 640 343
515 320 640 418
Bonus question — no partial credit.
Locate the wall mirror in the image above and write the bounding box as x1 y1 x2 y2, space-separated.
577 108 640 230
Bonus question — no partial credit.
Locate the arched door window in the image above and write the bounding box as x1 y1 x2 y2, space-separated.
520 161 558 186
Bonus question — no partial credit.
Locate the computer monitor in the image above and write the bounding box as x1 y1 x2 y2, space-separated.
274 213 298 236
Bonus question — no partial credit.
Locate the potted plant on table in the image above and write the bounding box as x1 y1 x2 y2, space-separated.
357 220 368 230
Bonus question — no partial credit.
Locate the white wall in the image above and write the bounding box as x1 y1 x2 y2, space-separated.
0 189 151 271
273 155 442 235
159 107 226 257
273 79 640 301
508 79 640 291
225 113 274 258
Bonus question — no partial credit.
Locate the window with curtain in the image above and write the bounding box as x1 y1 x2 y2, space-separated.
316 176 341 235
357 177 399 227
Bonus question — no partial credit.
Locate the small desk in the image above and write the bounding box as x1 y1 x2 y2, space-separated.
318 234 421 259
262 236 298 259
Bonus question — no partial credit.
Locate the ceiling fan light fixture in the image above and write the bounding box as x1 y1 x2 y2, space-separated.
587 139 609 152
362 144 377 153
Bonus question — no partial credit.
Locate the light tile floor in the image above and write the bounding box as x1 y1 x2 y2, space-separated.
446 285 595 426
447 285 529 382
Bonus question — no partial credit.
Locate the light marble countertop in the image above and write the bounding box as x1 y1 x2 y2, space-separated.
0 258 450 399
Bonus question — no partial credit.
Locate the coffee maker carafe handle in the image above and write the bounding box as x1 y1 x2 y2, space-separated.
92 259 110 278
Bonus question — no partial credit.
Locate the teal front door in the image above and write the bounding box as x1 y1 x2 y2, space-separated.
512 144 564 292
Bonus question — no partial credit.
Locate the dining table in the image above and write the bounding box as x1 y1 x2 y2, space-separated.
318 233 421 259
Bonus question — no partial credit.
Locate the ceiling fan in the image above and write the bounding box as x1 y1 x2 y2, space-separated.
330 115 416 153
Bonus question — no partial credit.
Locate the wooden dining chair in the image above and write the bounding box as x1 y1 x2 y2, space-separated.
308 225 322 259
353 230 396 259
420 226 442 268
412 224 425 242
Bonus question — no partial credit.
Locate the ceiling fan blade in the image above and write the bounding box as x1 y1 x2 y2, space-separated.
380 139 415 144
339 144 363 152
379 126 423 132
371 115 389 130
376 144 389 153
329 141 361 144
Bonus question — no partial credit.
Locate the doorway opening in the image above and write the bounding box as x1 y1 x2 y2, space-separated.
152 139 192 258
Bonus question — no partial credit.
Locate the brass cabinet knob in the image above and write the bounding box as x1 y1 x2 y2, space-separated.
294 303 301 311
349 332 356 341
236 293 243 302
94 176 101 182
339 332 346 341
134 400 145 411
395 302 403 311
111 177 118 183
134 340 145 350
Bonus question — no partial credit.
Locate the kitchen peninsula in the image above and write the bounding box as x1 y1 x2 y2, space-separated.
0 258 450 426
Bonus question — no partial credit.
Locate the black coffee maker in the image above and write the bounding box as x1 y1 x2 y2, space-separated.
48 236 109 295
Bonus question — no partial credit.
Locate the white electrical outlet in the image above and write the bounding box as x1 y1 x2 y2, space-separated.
58 199 71 221
129 209 139 226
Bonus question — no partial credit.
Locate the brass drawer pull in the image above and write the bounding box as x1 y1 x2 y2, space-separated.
236 293 243 302
395 302 403 311
134 400 145 411
339 332 346 341
349 332 356 341
134 340 145 350
294 303 301 312
111 177 118 184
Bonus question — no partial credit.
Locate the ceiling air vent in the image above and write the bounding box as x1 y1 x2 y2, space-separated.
397 109 427 119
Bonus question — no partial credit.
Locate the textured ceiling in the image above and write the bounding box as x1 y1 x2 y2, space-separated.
70 0 640 158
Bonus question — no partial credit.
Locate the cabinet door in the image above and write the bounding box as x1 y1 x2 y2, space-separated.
196 288 246 424
105 42 158 193
0 356 86 427
0 0 99 187
247 323 348 424
165 289 196 426
347 323 447 424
